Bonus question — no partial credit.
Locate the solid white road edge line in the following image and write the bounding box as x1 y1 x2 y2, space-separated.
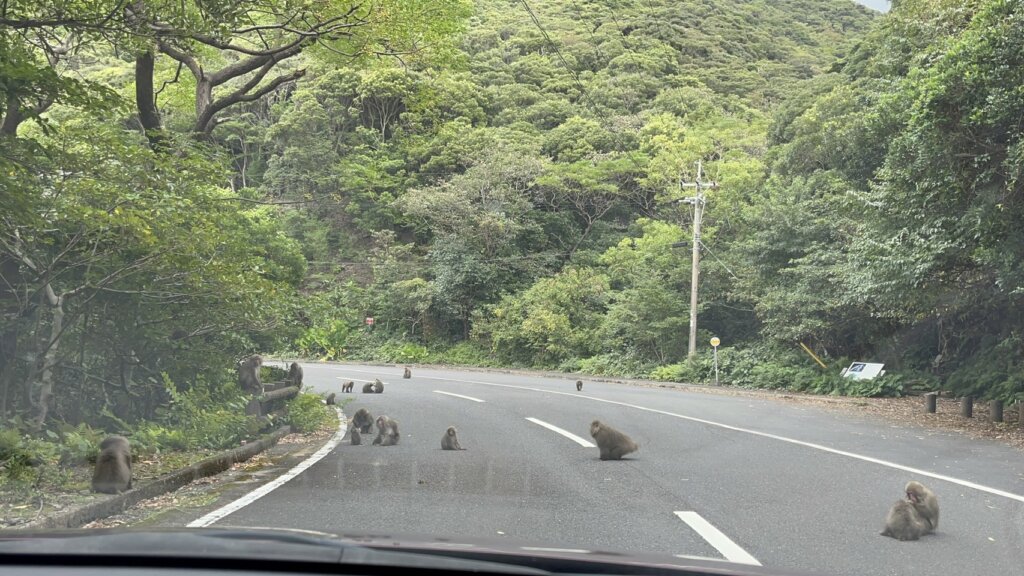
336 376 374 383
433 390 486 403
526 417 596 448
674 511 761 566
390 372 1024 504
187 407 347 528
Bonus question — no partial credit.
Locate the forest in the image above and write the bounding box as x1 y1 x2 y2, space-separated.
2 0 1023 451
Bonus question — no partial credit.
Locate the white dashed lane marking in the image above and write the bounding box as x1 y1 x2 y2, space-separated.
674 511 761 566
433 390 486 403
525 417 596 448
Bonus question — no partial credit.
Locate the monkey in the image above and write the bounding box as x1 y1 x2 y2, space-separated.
589 420 639 460
441 426 465 450
576 380 583 391
350 427 362 446
881 500 930 541
403 367 412 379
905 481 939 532
372 378 384 393
288 362 303 389
91 435 132 494
362 383 374 393
325 392 336 405
342 381 354 393
237 355 263 394
372 415 400 446
352 408 375 434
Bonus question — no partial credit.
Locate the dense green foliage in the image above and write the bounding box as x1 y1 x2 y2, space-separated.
5 0 1024 466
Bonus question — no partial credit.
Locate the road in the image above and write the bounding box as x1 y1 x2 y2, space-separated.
187 363 1024 576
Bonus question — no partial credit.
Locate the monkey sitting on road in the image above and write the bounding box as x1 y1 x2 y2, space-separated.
881 481 939 541
362 383 374 393
881 501 928 541
906 481 939 531
352 408 374 434
441 426 465 450
342 381 354 393
288 362 303 389
349 427 362 446
576 380 583 391
403 367 412 379
372 415 400 446
91 436 132 494
325 392 336 405
372 379 384 393
589 420 639 460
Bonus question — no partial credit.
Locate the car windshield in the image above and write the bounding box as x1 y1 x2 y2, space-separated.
2 0 1022 575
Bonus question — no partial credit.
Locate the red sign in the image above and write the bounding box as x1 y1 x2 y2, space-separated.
365 317 374 326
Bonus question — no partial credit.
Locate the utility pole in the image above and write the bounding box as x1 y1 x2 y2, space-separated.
679 160 718 358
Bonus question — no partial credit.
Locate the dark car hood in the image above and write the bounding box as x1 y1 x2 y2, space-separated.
0 526 801 576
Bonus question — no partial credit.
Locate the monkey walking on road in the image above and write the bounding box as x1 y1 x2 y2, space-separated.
576 380 583 391
342 381 354 393
91 436 132 494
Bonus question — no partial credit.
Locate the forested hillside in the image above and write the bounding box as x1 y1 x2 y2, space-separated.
4 0 1024 444
263 0 877 378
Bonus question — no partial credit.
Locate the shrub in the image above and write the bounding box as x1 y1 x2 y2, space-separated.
376 341 429 363
158 374 251 450
287 393 334 433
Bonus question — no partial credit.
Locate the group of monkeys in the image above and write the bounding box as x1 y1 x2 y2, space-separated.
325 377 386 405
90 364 942 543
342 407 460 449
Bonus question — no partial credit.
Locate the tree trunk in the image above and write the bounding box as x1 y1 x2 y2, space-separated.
135 50 164 149
34 285 64 430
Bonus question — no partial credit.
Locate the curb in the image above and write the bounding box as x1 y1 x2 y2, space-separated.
17 425 293 531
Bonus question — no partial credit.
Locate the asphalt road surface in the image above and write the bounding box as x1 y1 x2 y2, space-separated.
189 363 1024 576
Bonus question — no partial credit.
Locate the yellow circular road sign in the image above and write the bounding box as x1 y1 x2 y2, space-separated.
710 337 721 347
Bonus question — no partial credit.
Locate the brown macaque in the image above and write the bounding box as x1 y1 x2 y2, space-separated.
881 501 929 541
288 362 303 389
589 420 639 460
441 426 465 450
238 355 263 394
403 367 412 379
362 383 374 393
576 380 583 391
325 392 336 405
350 427 362 446
905 481 939 532
342 381 354 393
372 379 384 393
372 415 400 446
352 408 375 434
91 436 132 494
